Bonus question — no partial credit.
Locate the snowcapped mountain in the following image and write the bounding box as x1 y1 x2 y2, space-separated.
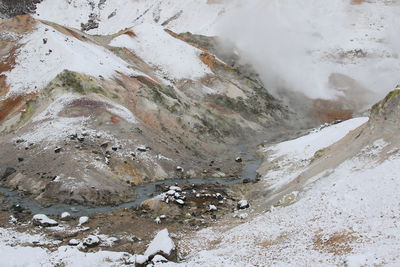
0 0 400 266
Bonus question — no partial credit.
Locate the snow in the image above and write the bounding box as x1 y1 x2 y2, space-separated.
135 254 148 265
144 229 175 258
109 23 212 80
153 254 168 264
266 117 369 162
170 122 400 266
0 227 131 266
4 22 142 97
262 117 369 190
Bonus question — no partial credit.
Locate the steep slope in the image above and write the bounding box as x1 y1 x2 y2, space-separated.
175 89 400 266
0 15 288 205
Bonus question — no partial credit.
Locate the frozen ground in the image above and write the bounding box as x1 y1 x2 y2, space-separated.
2 117 399 266
170 117 400 266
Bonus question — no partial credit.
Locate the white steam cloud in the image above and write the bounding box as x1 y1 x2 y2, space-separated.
216 0 400 105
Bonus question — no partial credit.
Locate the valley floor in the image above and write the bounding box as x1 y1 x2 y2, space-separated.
1 116 399 266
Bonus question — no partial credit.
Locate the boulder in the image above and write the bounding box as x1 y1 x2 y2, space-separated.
144 229 176 261
78 216 89 226
60 212 71 221
32 214 58 227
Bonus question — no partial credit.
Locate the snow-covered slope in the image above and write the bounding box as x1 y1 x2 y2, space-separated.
34 0 230 35
109 23 211 80
174 92 400 265
4 21 143 97
175 141 400 266
0 227 131 266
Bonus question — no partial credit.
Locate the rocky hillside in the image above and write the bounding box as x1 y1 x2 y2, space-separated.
0 14 290 205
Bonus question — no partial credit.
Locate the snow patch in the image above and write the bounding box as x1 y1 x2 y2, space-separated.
4 22 141 97
110 23 212 80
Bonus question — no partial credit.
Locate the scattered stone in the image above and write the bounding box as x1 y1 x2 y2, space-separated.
169 186 182 192
166 190 175 196
100 142 109 149
11 204 24 213
83 235 100 248
54 147 62 153
235 157 243 163
9 215 17 224
78 216 89 226
60 212 71 221
208 205 217 211
137 146 148 152
160 215 167 219
176 166 184 172
242 178 250 184
239 213 248 219
175 199 185 205
238 200 249 209
32 214 58 227
155 217 161 224
77 136 85 142
68 239 80 246
17 157 24 162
